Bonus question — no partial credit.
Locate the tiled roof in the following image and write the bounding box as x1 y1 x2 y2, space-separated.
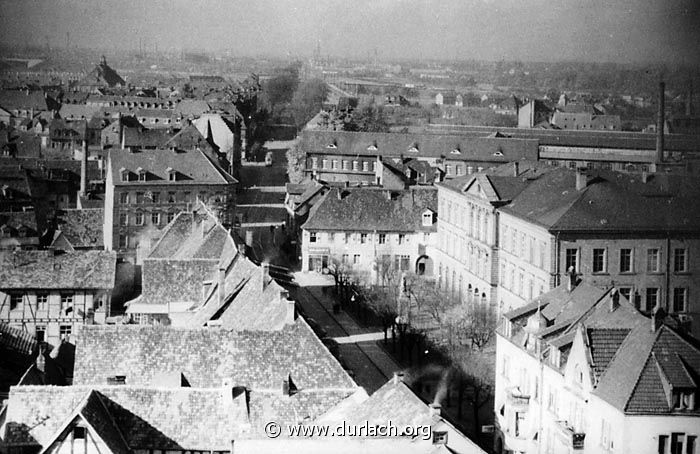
55 208 104 248
148 209 231 260
303 187 437 233
0 89 49 111
587 329 631 382
0 211 39 236
109 146 236 186
0 250 116 289
139 259 217 305
299 130 539 162
72 322 357 390
122 127 174 148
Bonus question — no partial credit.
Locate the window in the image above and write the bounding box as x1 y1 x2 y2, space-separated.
120 169 129 182
647 248 661 272
360 233 367 244
10 293 23 310
620 248 633 273
60 325 72 340
151 192 160 203
400 255 410 271
600 419 612 450
445 164 452 175
619 287 632 302
135 211 144 226
398 234 405 245
168 192 176 203
593 248 607 273
455 164 463 176
118 234 128 248
378 233 386 244
422 211 433 226
322 159 329 169
674 248 688 272
168 169 177 181
138 169 146 181
646 288 659 312
515 412 525 437
151 212 161 225
342 160 350 170
119 213 128 226
362 161 369 172
673 288 687 313
311 157 318 169
309 232 317 243
119 192 129 204
342 254 348 264
328 232 335 242
35 326 46 342
332 160 339 170
61 293 73 307
36 293 48 310
166 212 175 223
565 248 579 272
344 233 350 244
432 431 448 445
353 254 360 264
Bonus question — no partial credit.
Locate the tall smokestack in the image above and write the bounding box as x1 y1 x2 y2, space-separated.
80 140 88 195
656 81 665 163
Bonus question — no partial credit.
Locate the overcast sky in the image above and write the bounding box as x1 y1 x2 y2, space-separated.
1 0 698 64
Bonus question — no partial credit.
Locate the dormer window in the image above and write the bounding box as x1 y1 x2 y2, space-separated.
408 144 419 153
137 167 146 181
107 375 126 385
493 149 504 157
120 167 129 182
326 142 337 149
451 147 461 154
673 389 695 410
367 144 378 151
422 211 434 226
167 167 177 181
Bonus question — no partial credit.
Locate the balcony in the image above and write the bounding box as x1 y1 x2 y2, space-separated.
554 420 585 450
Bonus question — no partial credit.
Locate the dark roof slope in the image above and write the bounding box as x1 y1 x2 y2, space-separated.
56 209 104 248
303 187 437 233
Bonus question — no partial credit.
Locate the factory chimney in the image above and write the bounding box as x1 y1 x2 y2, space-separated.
80 140 88 195
656 81 665 164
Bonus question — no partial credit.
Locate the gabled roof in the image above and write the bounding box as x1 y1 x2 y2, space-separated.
0 89 49 112
72 321 356 390
0 250 116 290
109 147 236 186
594 325 700 414
303 187 437 233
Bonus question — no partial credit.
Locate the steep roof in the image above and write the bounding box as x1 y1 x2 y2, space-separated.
594 325 700 414
0 89 49 112
109 147 236 186
303 187 437 233
0 250 116 290
122 127 174 148
72 322 357 390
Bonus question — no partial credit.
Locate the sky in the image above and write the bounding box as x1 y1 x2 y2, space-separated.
0 0 699 64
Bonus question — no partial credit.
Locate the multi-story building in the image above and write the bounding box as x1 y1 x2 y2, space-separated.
432 162 549 309
494 280 700 454
103 146 237 263
299 130 539 184
432 162 700 335
0 250 116 346
301 186 437 282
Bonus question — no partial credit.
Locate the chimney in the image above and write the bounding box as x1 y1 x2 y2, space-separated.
36 345 46 373
609 288 620 312
344 181 349 188
575 168 587 191
80 140 88 195
121 127 126 150
392 371 405 385
261 262 270 291
513 161 519 177
567 266 577 292
286 298 296 325
385 190 392 200
218 265 226 306
651 305 665 332
245 230 253 248
642 171 649 183
336 188 342 200
429 403 441 418
656 81 665 163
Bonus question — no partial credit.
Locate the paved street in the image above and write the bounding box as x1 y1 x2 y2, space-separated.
293 272 402 394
